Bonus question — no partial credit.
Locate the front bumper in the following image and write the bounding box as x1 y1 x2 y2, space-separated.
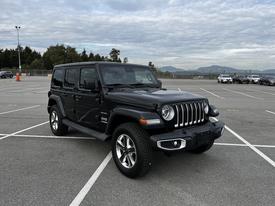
150 121 224 151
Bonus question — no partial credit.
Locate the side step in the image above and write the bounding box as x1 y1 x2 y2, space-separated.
62 119 109 141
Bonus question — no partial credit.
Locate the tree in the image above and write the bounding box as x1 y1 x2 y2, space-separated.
148 61 157 74
123 57 128 63
29 59 45 70
109 48 120 62
81 49 89 62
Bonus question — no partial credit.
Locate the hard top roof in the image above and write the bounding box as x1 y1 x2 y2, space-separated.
54 61 148 69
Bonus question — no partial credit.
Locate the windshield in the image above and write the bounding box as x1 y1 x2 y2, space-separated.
99 65 158 86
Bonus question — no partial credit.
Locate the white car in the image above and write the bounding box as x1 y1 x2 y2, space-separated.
217 74 232 83
247 75 260 84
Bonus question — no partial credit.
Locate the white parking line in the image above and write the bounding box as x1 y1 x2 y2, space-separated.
266 110 275 115
223 88 263 100
214 142 275 148
69 151 112 206
212 117 275 168
0 121 49 140
0 133 96 140
200 88 224 99
0 105 40 115
246 89 275 96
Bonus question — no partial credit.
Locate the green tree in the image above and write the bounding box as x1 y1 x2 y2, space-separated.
29 59 45 70
109 48 120 62
81 49 89 61
148 61 157 74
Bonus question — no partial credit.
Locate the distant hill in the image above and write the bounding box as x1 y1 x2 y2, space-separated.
262 69 275 74
159 66 183 73
196 65 239 74
159 65 275 75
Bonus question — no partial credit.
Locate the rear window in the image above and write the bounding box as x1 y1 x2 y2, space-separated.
52 69 64 87
64 68 77 88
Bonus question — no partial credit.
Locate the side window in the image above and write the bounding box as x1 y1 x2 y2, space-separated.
52 69 64 87
64 68 77 88
79 68 97 90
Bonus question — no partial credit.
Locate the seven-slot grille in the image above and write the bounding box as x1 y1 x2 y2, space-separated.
173 101 207 128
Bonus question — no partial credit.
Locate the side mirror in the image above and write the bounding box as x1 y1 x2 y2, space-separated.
157 80 162 88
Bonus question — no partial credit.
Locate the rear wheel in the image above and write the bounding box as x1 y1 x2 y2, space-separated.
112 123 152 178
189 139 214 154
49 105 68 136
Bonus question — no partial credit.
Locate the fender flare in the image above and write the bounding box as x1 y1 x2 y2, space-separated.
47 95 66 117
105 107 162 134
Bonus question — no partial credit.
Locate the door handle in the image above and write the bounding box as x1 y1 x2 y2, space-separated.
74 95 82 101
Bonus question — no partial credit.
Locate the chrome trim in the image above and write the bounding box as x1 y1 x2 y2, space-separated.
175 105 179 127
189 103 193 125
194 102 197 123
185 104 189 126
180 104 184 126
156 138 186 151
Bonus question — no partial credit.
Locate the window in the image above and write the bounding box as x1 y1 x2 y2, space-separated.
52 69 64 87
79 68 97 89
100 65 158 85
64 68 77 88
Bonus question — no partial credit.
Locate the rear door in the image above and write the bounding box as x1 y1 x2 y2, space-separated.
75 66 101 129
62 67 78 121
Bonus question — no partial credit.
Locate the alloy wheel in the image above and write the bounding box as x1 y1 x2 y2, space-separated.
116 134 137 169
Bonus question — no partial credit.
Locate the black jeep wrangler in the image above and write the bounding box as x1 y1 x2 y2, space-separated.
47 62 224 177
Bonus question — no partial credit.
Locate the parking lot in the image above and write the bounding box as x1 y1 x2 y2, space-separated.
0 77 274 206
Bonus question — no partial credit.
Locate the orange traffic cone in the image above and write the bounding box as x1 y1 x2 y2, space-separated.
16 73 20 81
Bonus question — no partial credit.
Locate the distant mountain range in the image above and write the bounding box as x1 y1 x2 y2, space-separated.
159 65 275 75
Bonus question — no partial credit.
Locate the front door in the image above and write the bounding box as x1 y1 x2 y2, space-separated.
75 67 101 130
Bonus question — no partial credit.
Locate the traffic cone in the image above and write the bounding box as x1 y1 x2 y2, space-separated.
16 73 20 81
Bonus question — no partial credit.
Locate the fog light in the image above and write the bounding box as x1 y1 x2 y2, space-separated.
173 141 178 146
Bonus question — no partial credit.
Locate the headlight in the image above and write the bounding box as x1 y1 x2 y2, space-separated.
161 105 175 121
204 103 209 114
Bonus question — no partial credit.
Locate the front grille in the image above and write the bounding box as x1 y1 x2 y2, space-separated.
173 101 207 128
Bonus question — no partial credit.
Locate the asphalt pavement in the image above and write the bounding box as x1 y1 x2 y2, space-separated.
0 77 274 206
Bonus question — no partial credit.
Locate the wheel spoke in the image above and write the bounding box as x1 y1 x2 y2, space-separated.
119 152 126 163
117 138 125 149
126 155 132 167
126 137 131 149
128 153 135 166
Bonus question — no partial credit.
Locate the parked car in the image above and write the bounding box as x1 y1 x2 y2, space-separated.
258 76 275 86
0 71 13 78
247 75 260 84
47 62 224 177
232 75 250 84
217 74 232 83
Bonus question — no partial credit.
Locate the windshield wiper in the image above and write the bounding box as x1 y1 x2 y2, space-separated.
104 83 135 88
130 83 158 88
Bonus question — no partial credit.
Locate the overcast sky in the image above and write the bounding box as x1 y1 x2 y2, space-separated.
1 0 275 70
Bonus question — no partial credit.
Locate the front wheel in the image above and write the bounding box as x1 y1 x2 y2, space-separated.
189 140 214 154
49 105 68 136
112 123 152 178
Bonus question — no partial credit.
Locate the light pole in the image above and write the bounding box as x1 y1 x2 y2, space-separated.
15 26 21 74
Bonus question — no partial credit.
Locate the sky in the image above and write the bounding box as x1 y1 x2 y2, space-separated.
0 0 275 70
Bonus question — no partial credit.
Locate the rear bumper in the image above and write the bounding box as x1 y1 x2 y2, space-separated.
150 120 224 151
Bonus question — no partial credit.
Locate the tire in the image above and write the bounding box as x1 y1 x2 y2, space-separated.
112 123 152 178
49 105 68 136
189 139 214 154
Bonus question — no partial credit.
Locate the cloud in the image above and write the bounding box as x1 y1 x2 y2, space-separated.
0 0 275 69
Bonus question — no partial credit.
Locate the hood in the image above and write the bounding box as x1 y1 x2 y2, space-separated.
105 88 206 109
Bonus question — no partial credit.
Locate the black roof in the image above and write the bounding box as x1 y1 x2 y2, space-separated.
54 61 148 69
